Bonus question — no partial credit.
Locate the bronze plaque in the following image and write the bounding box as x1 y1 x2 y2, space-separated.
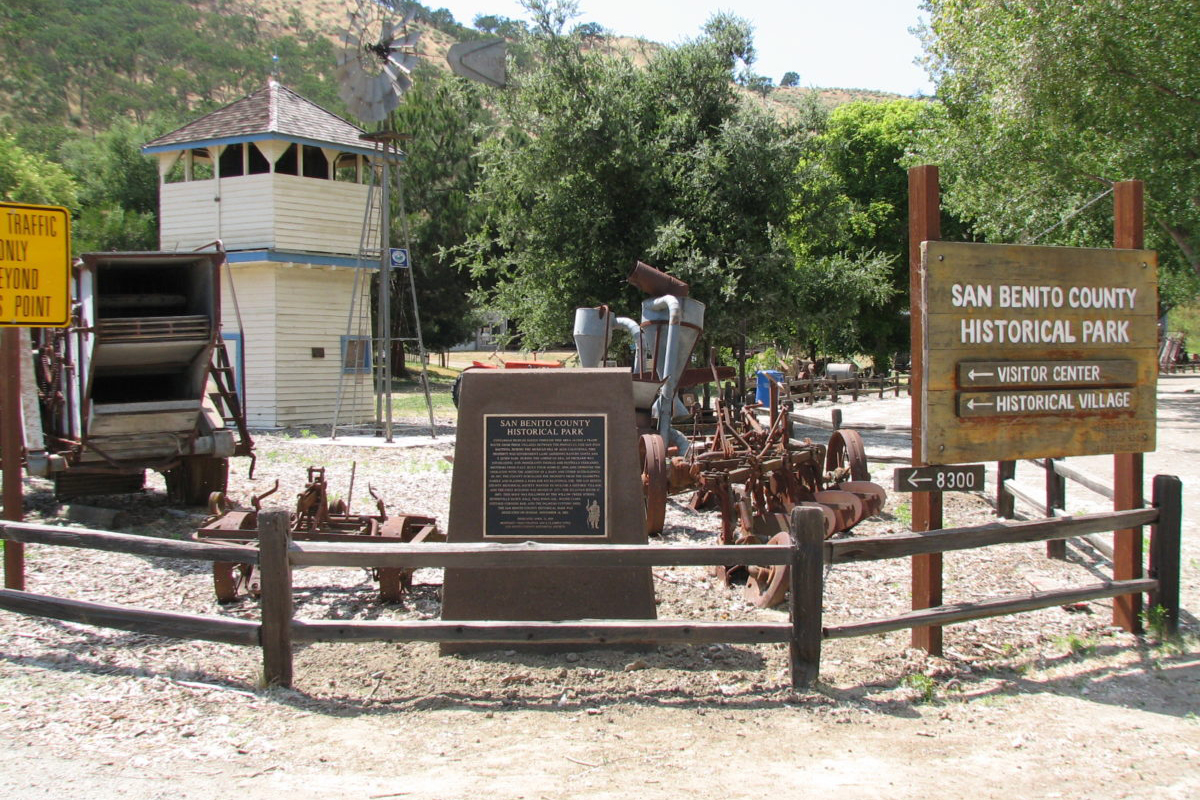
921 241 1157 463
484 414 607 538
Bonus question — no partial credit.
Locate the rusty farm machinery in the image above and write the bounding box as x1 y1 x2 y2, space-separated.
194 466 440 602
573 262 887 606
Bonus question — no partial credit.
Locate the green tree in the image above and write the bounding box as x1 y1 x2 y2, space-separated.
916 0 1200 308
388 68 493 355
59 118 164 251
463 4 807 350
780 71 800 88
788 99 950 369
0 135 77 207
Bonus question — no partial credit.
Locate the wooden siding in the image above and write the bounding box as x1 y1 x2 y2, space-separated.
271 174 369 256
159 180 223 251
221 265 277 427
273 265 373 427
160 174 368 256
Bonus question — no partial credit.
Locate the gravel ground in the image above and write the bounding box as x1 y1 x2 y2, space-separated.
1 386 1198 799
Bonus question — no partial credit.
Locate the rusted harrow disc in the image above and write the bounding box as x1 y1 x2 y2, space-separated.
744 531 791 608
834 480 887 519
640 433 668 536
826 428 870 482
812 489 866 532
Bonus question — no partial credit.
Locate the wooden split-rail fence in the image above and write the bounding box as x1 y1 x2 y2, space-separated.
771 372 910 406
0 475 1181 691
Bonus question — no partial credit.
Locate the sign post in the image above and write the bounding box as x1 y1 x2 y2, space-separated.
1 201 72 591
908 165 943 655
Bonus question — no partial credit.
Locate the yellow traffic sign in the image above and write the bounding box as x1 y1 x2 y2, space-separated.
1 202 71 327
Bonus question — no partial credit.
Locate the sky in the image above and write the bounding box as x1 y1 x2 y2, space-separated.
431 0 934 96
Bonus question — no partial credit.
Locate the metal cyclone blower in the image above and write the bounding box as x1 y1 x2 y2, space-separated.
640 293 704 454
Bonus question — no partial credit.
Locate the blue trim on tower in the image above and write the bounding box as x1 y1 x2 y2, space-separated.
224 250 379 269
142 133 402 161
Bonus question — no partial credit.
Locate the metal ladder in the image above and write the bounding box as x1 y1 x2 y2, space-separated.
332 133 436 441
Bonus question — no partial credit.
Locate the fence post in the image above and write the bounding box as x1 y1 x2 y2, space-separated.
1148 475 1182 637
997 461 1016 519
1045 458 1067 558
789 506 825 689
258 510 294 688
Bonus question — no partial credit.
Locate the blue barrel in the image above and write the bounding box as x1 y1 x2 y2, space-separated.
755 370 783 405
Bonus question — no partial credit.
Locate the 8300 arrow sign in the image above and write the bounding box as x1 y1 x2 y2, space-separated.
893 464 985 493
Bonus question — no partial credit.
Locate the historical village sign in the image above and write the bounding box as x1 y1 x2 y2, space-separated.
920 241 1157 464
0 202 71 328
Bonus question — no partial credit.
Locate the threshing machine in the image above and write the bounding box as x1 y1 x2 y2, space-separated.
26 250 252 503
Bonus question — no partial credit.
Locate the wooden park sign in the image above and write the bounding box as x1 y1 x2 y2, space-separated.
920 241 1157 464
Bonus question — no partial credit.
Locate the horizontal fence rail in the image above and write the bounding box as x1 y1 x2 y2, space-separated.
828 508 1158 563
0 588 260 645
291 619 794 646
0 474 1181 692
290 541 794 569
0 521 260 564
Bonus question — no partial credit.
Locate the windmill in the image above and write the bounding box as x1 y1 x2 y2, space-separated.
332 0 429 442
335 0 422 122
330 0 507 442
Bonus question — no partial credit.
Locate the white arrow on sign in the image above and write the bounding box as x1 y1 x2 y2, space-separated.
906 473 932 490
968 369 994 381
966 398 994 410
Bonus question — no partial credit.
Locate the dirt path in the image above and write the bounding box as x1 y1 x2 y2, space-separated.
0 375 1197 799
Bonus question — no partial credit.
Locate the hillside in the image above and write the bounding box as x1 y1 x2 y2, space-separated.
235 0 901 113
0 0 902 146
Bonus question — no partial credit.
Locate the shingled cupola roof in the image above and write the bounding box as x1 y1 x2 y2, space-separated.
143 80 385 159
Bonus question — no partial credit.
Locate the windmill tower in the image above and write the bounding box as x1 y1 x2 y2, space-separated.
330 0 508 441
331 0 433 441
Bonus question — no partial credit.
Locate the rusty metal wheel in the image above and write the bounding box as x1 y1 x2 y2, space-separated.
640 433 668 536
826 429 870 482
744 531 791 608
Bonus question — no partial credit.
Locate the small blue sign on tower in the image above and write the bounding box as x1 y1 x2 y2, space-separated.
389 248 409 269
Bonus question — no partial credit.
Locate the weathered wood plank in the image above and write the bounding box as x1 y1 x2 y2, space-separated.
1148 474 1182 636
909 165 943 657
0 521 260 564
288 542 794 569
0 588 259 645
1048 459 1115 500
790 507 825 689
291 618 791 645
830 508 1158 563
1002 479 1045 516
825 578 1157 639
258 511 294 688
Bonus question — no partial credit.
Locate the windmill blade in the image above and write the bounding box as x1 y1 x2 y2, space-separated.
379 19 394 48
385 53 413 75
400 5 418 28
397 30 422 48
383 62 413 92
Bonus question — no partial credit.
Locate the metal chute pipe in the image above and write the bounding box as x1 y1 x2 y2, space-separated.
646 294 682 444
613 316 643 374
627 261 690 298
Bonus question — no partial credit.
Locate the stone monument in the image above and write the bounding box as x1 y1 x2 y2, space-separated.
440 368 657 635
